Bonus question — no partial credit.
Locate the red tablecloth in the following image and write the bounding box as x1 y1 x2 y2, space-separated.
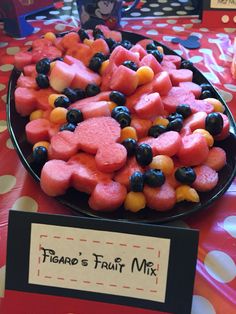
0 16 236 314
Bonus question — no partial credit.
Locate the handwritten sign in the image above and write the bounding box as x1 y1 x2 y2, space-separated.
201 0 236 27
6 211 199 314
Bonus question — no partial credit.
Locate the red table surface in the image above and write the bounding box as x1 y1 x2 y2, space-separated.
0 16 236 314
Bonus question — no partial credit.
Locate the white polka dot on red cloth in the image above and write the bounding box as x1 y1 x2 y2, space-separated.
33 27 41 34
199 48 213 55
223 216 236 238
189 56 203 64
163 35 176 42
55 24 67 31
24 41 33 46
217 88 233 102
1 95 7 103
0 175 16 194
0 120 7 132
6 46 20 55
200 28 209 32
142 20 152 25
12 196 38 212
224 28 236 33
0 64 14 72
146 29 159 36
219 54 232 62
167 19 177 24
131 25 143 30
174 49 183 55
0 42 8 48
191 295 216 314
204 250 236 283
172 26 185 32
0 266 6 298
202 72 220 84
224 84 236 92
0 84 6 91
156 23 168 28
210 64 225 73
6 138 14 150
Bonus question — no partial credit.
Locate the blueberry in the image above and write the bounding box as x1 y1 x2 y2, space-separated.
144 169 165 187
205 112 224 136
78 28 89 41
130 171 144 192
109 91 126 106
110 42 121 52
111 106 130 119
200 89 213 99
122 138 137 157
167 118 183 132
123 60 138 71
33 146 48 164
167 112 183 122
105 37 117 50
89 56 103 72
85 83 100 97
200 83 214 92
74 88 86 100
176 104 192 118
35 74 49 88
60 123 76 132
148 125 166 138
93 28 104 38
63 87 78 103
181 60 193 69
146 42 157 51
66 109 83 124
120 40 132 50
94 34 104 40
175 167 196 184
148 50 163 63
135 143 153 166
36 58 51 74
115 112 131 128
93 52 107 62
54 96 71 108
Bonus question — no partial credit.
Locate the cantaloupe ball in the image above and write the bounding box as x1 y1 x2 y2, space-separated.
153 116 169 127
193 129 214 147
120 126 138 141
30 109 44 121
157 46 164 54
33 141 50 151
149 155 174 176
124 191 146 212
48 94 65 107
49 107 68 124
107 101 117 112
204 98 225 113
83 38 94 47
176 185 200 203
44 32 56 43
136 66 154 85
99 59 110 75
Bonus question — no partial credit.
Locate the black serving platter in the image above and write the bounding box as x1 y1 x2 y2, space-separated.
6 31 236 223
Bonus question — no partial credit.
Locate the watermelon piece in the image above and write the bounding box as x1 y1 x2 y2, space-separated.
110 65 138 95
145 131 182 157
177 133 209 166
35 88 55 111
136 39 153 50
32 38 52 49
109 45 140 67
179 81 202 98
100 62 118 91
204 146 226 171
134 92 164 119
64 55 101 89
126 82 153 112
91 38 110 56
214 113 230 141
163 55 182 68
17 75 38 89
192 165 219 192
15 87 36 116
88 181 127 211
152 71 172 96
23 64 37 77
66 43 92 66
61 32 80 50
69 92 110 110
49 130 80 161
81 101 111 119
130 116 152 139
114 156 144 188
162 87 195 113
190 99 214 114
25 118 51 144
95 143 127 173
14 51 33 70
31 46 62 63
140 54 162 74
75 117 121 154
161 60 177 71
183 111 208 132
40 160 72 196
144 182 176 211
49 60 75 92
169 69 193 86
68 153 112 194
95 25 122 42
130 44 148 60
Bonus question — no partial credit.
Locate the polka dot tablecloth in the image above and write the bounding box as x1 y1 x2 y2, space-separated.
1 15 236 314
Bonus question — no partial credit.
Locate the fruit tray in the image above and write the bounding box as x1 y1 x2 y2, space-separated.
7 30 236 223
